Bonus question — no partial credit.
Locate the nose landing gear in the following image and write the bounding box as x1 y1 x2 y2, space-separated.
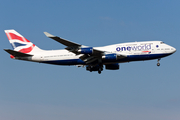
157 59 161 66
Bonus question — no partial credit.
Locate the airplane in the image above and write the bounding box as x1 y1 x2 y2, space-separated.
4 29 176 74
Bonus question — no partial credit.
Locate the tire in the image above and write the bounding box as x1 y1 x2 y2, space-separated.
157 63 160 66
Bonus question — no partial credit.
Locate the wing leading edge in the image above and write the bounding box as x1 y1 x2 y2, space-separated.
44 32 81 47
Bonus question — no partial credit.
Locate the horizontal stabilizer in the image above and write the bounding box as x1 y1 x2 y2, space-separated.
44 32 81 47
4 49 33 57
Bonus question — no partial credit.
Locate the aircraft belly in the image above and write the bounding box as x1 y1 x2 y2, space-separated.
42 59 85 65
41 53 172 65
102 53 172 64
119 53 173 62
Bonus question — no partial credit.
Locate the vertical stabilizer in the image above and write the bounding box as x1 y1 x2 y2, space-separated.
5 29 43 54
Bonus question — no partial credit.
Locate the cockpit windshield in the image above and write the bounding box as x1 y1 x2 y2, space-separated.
160 42 165 44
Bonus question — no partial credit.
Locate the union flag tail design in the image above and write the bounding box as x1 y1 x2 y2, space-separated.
5 29 42 54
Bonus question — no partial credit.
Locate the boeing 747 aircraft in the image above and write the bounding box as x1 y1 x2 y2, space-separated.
4 29 176 74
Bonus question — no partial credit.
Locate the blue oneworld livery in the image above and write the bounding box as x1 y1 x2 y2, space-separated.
4 29 176 74
116 44 151 51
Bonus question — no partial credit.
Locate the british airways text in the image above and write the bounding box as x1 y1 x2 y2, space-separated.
116 44 151 51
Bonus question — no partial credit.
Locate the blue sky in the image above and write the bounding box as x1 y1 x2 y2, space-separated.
0 0 180 120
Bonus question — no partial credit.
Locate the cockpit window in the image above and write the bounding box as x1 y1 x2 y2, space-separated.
160 42 164 44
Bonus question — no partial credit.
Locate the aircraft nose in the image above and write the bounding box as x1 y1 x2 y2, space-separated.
171 47 176 53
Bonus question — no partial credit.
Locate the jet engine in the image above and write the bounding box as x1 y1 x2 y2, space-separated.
102 54 117 60
78 47 93 54
105 63 119 70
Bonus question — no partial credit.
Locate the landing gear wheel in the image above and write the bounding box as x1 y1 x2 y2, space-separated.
157 59 161 67
157 63 160 66
98 67 102 74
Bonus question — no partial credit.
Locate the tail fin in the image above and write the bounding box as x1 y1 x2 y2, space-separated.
4 29 42 54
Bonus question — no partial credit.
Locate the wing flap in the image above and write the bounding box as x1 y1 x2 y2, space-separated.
79 55 98 64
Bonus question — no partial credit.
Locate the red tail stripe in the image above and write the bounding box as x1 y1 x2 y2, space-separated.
6 33 30 42
19 44 35 53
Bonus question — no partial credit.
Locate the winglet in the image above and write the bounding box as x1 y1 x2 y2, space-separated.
44 32 55 38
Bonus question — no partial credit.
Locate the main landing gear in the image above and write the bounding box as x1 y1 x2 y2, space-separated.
98 66 103 74
157 58 161 66
86 64 103 74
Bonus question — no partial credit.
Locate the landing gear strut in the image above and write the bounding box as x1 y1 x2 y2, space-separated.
98 66 103 74
157 59 161 66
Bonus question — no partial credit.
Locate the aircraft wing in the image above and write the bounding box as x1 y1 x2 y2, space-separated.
44 32 126 64
44 32 104 55
44 32 81 47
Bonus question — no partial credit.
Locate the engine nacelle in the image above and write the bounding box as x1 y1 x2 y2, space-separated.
78 47 93 54
102 54 117 60
105 63 119 70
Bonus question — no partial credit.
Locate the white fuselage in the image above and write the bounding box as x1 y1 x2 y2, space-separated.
26 41 176 65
